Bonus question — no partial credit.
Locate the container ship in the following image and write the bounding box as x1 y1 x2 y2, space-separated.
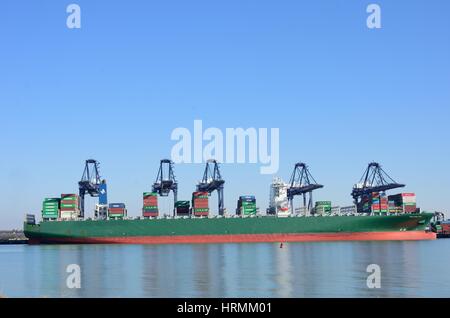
24 160 437 245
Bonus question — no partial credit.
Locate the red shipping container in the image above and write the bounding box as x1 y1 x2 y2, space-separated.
193 212 209 217
441 224 450 234
372 205 388 209
193 199 209 203
60 200 78 204
404 206 417 213
143 212 158 217
193 204 209 208
109 208 125 214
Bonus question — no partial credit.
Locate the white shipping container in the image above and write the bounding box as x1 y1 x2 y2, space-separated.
60 211 79 220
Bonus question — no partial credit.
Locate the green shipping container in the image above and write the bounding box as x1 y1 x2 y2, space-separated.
43 201 59 205
143 207 158 211
43 204 59 209
194 208 209 213
42 212 58 216
43 208 59 212
42 205 59 209
61 204 77 208
42 211 58 216
175 201 190 207
143 192 158 197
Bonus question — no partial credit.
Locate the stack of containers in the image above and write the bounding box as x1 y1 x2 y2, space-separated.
360 195 371 213
371 192 388 214
315 201 332 214
441 221 450 235
109 203 127 219
60 194 80 220
192 192 209 217
388 193 417 213
402 193 417 213
236 196 257 216
175 201 190 216
42 198 60 220
143 192 159 218
388 200 403 213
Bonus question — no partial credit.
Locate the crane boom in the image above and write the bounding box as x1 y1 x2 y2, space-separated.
197 159 225 215
152 159 178 216
78 159 106 218
352 162 405 212
287 163 323 215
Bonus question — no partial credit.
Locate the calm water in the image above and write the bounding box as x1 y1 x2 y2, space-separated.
0 240 449 298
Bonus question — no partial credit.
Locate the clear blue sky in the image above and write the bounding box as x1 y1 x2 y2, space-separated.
1 0 449 228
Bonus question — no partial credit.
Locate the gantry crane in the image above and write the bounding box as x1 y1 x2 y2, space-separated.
351 162 405 212
197 159 225 216
78 159 107 218
287 163 323 215
152 159 178 216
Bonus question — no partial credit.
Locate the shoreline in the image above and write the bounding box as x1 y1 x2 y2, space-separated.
0 231 28 245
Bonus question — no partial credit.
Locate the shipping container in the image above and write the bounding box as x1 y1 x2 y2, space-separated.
143 192 158 197
236 196 257 216
42 198 60 219
143 193 159 217
109 203 126 209
387 193 417 214
60 210 79 220
315 201 332 214
108 203 127 218
143 213 158 218
175 201 191 216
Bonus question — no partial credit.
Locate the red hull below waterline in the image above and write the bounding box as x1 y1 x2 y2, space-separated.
28 231 436 245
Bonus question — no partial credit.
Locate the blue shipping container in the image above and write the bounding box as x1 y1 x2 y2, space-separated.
99 183 108 205
239 196 256 202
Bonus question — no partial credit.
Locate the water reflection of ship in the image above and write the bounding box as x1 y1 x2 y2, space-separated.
275 244 293 297
192 244 225 297
351 242 420 297
141 245 178 297
39 245 88 298
140 244 227 297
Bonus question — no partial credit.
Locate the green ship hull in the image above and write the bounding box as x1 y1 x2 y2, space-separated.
24 213 436 245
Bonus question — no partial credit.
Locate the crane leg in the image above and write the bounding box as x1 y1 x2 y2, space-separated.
79 190 85 219
218 187 224 216
173 188 178 217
